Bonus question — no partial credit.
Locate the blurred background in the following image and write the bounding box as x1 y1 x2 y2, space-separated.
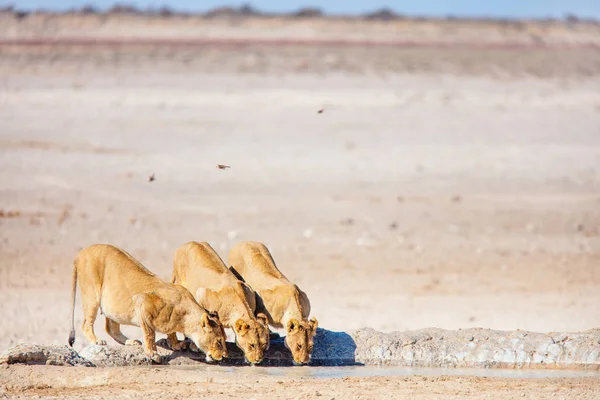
0 1 599 349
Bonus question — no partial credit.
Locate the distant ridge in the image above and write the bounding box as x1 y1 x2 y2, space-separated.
0 3 598 24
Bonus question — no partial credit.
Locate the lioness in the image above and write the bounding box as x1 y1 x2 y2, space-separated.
229 241 318 365
68 244 228 363
171 241 270 364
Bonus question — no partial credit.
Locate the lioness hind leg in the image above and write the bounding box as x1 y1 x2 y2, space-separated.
80 296 106 346
105 318 141 346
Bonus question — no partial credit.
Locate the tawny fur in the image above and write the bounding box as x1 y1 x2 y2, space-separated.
68 244 228 362
171 241 270 364
228 241 318 365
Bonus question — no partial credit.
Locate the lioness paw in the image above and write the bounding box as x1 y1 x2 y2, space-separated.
125 339 142 346
146 352 163 364
95 340 107 345
169 341 187 351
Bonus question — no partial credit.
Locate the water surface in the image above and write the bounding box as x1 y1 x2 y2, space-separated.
161 365 600 379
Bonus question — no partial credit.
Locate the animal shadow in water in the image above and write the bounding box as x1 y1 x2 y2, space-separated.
218 328 361 367
309 328 362 367
155 328 361 367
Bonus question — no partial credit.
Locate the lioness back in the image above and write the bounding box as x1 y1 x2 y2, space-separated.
76 244 171 323
172 241 236 290
77 244 158 278
228 241 290 290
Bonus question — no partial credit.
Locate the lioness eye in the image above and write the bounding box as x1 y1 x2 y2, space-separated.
250 343 255 349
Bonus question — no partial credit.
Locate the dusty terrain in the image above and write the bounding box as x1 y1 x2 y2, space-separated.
1 13 599 399
2 365 600 400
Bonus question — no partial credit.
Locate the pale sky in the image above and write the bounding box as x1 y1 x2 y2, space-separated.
6 0 600 19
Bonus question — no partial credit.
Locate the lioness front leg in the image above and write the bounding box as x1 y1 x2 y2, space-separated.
105 318 141 346
135 294 162 363
139 322 161 363
167 333 187 351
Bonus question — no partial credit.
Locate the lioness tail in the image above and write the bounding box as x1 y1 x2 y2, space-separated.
68 259 78 347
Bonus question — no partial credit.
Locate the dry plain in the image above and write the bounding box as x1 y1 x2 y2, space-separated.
1 13 600 399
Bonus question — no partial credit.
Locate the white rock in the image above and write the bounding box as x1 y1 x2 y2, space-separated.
356 232 378 247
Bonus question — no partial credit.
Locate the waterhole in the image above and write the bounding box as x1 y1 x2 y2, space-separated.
155 365 600 379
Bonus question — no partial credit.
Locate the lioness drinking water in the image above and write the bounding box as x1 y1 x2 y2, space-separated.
68 244 228 363
229 241 318 365
171 241 270 364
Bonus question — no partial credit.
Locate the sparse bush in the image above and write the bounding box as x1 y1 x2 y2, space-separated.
238 3 260 16
565 13 580 24
292 7 323 18
14 9 28 19
158 6 174 17
203 4 263 18
80 4 97 14
204 6 238 18
0 4 14 13
108 3 140 14
364 8 401 21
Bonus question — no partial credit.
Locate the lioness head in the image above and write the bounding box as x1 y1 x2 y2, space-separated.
188 311 228 362
284 317 318 365
234 312 270 364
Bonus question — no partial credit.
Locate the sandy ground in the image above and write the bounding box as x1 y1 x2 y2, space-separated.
0 366 600 400
1 365 600 400
1 15 600 398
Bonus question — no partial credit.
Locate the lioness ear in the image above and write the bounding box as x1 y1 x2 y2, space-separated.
309 317 318 331
235 319 249 336
256 313 269 327
287 318 300 333
201 312 216 330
